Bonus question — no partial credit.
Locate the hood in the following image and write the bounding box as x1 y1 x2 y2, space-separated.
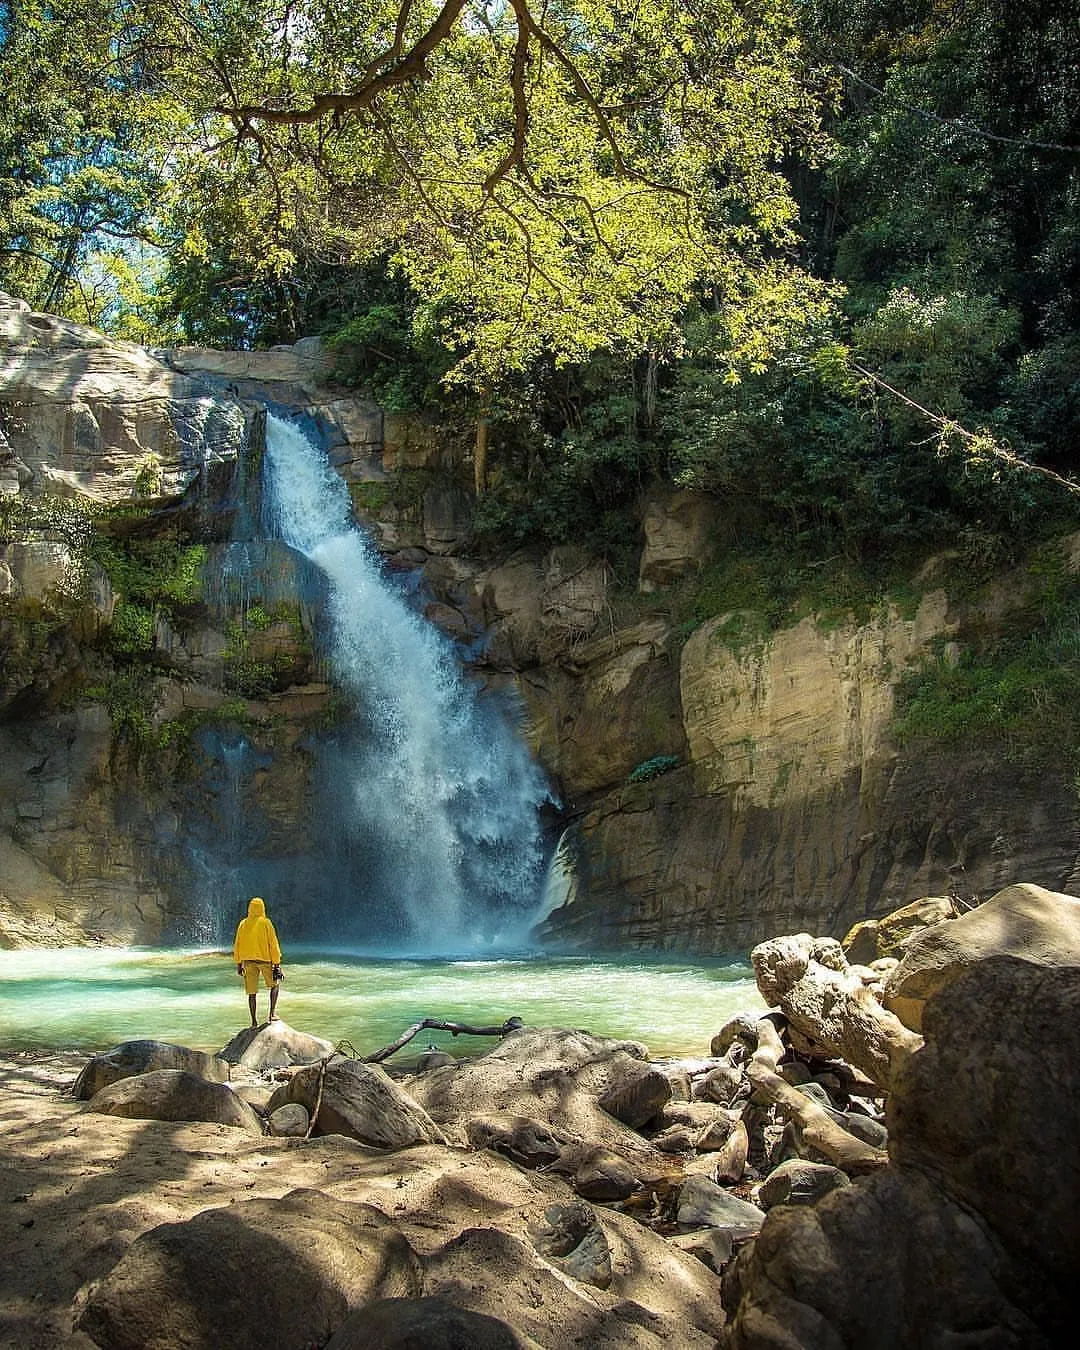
247 897 266 919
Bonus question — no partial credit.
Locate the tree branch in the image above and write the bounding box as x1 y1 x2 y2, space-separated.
214 0 471 126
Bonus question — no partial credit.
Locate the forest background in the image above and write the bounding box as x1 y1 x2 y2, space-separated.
3 0 1080 764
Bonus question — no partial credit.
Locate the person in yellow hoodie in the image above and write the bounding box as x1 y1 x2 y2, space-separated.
232 897 284 1027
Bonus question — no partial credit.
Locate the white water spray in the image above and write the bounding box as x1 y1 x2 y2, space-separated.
262 413 550 950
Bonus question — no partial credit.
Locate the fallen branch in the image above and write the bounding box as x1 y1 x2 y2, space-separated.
747 1018 887 1176
363 1016 524 1063
752 935 922 1091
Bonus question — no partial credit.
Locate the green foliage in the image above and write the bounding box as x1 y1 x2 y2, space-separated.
893 566 1080 766
3 1 828 382
107 600 155 655
627 754 680 783
324 278 452 411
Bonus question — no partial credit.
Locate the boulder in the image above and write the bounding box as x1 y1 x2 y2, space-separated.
637 488 717 592
692 1064 744 1106
597 1066 672 1129
464 1113 564 1168
72 1040 230 1099
270 1056 445 1149
410 1028 666 1167
324 1296 529 1350
706 1119 749 1184
78 1189 423 1350
884 883 1080 1031
422 1224 722 1348
668 1228 734 1273
843 895 956 965
676 1176 764 1239
888 956 1080 1334
85 1069 262 1134
751 933 922 1090
416 1050 456 1071
722 1168 1046 1350
757 1158 850 1210
573 1147 639 1202
218 1019 336 1071
268 1102 310 1137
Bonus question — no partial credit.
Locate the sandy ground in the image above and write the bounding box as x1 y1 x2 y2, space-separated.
0 1050 725 1350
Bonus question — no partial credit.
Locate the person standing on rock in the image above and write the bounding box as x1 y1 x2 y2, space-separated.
232 897 284 1027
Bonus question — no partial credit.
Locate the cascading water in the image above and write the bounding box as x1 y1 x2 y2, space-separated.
262 413 551 951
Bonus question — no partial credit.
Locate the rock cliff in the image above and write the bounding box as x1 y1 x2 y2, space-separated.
3 294 1078 950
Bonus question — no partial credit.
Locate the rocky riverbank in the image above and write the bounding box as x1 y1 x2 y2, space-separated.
2 881 1077 1349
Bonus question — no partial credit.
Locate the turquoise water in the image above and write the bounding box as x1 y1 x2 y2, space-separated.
0 947 763 1059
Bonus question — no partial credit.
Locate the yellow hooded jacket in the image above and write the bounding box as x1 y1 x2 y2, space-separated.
232 897 282 965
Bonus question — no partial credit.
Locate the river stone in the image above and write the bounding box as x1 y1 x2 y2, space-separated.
695 1109 738 1151
78 1189 422 1350
72 1039 230 1099
218 1019 335 1071
676 1176 764 1238
652 1124 697 1153
270 1056 446 1149
758 1158 850 1210
884 883 1080 1031
710 1013 763 1057
693 1064 744 1106
416 1050 456 1071
268 1101 310 1137
668 1228 735 1273
464 1112 564 1167
708 1119 749 1184
596 1066 672 1129
573 1147 639 1202
659 1065 693 1101
324 1296 528 1350
409 1028 665 1169
85 1069 262 1134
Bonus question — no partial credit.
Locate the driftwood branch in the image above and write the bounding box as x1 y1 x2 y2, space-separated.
751 935 922 1091
746 1017 887 1176
363 1016 524 1063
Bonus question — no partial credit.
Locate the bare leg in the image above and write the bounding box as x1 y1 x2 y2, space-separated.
248 993 258 1027
269 983 279 1021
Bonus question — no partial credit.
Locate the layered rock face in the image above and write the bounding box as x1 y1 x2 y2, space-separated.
514 555 1080 953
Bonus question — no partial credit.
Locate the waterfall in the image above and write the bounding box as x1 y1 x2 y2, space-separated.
262 412 550 951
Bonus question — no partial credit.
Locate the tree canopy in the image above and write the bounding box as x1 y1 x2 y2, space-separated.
0 0 830 377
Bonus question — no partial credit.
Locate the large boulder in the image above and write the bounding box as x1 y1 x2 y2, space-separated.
85 1069 262 1134
723 932 1080 1347
841 895 956 965
884 883 1080 1031
78 1189 423 1350
637 488 717 592
422 1224 722 1349
269 1057 446 1149
218 1020 336 1072
0 304 249 504
722 1167 1046 1350
888 956 1080 1334
72 1040 230 1099
410 1027 668 1168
